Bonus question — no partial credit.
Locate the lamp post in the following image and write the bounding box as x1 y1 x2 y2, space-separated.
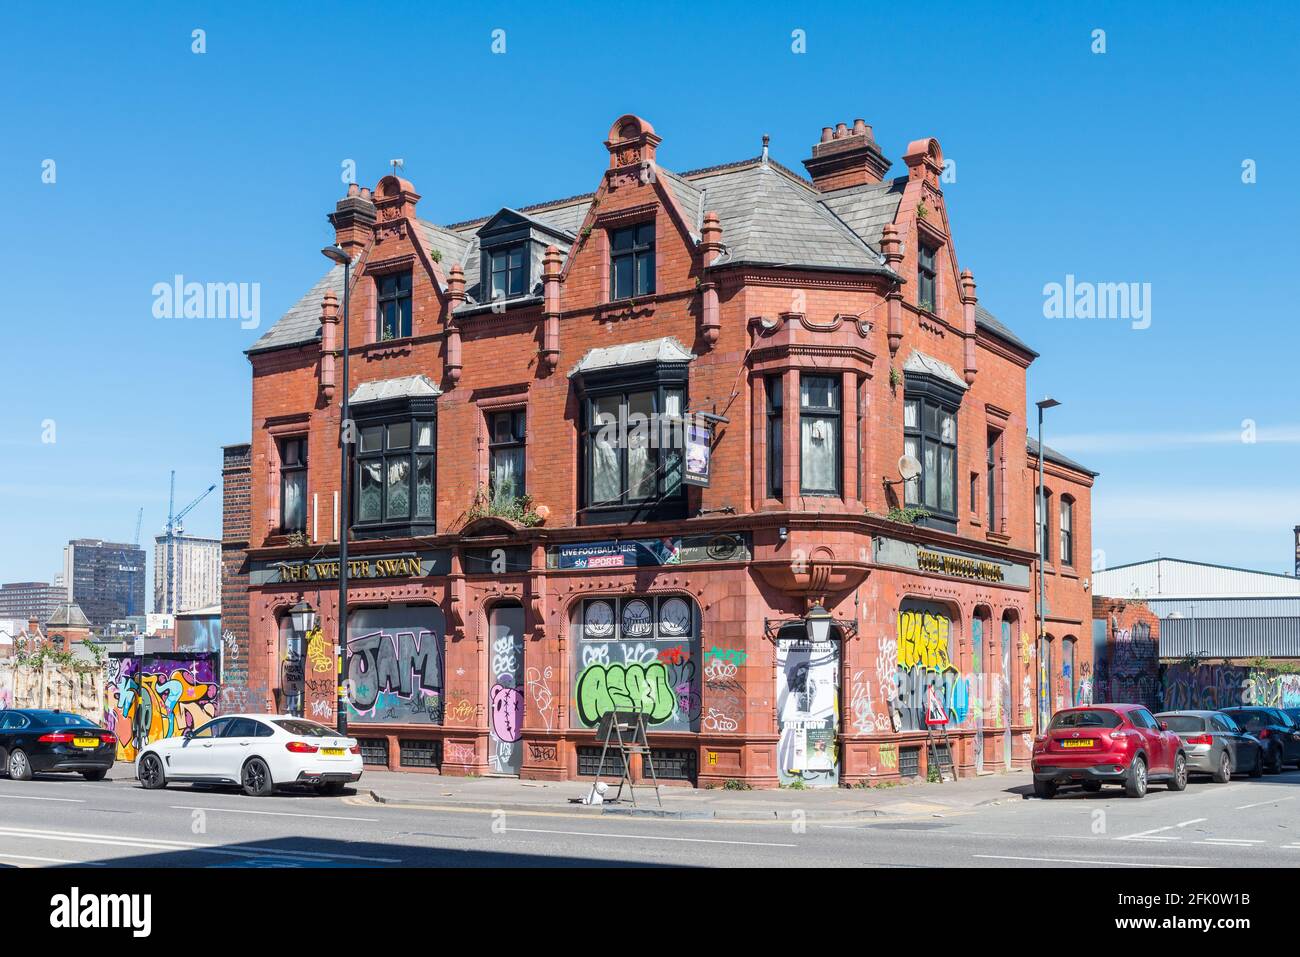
322 244 352 735
1035 396 1060 736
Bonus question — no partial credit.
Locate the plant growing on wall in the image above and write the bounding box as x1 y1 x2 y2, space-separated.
466 484 544 527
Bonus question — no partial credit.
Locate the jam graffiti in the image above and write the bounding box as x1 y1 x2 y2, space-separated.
346 605 446 724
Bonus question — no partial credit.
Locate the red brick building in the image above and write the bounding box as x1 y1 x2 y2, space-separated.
232 115 1096 786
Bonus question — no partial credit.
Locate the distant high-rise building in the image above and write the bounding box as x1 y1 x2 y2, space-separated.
62 540 147 630
0 581 66 623
154 534 221 615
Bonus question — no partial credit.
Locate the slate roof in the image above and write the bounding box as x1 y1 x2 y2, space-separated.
903 350 968 390
1027 436 1097 477
250 155 1034 359
568 336 695 377
349 373 442 404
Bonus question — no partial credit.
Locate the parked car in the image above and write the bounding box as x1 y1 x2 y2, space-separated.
1219 707 1300 772
1031 704 1187 799
135 714 362 797
1154 710 1264 782
0 709 116 781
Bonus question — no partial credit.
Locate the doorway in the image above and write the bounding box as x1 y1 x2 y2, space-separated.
487 603 525 775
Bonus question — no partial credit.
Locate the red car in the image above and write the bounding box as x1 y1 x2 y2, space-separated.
1031 704 1187 799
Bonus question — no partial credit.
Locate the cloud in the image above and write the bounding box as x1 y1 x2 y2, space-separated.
1052 425 1300 454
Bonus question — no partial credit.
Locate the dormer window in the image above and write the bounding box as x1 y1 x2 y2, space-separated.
917 243 937 312
488 243 526 300
376 272 412 340
610 223 655 299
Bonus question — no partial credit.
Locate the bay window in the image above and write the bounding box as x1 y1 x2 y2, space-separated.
799 375 840 495
354 412 435 535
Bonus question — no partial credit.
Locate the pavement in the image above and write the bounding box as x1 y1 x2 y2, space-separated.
357 766 1030 820
1 763 1298 867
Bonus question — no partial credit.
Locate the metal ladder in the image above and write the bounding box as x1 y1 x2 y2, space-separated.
592 709 663 808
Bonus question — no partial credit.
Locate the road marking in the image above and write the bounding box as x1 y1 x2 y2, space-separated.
1195 839 1263 847
506 827 797 847
0 853 105 865
168 805 378 823
0 794 86 804
974 854 1203 868
1116 818 1205 841
1235 796 1296 810
0 825 401 864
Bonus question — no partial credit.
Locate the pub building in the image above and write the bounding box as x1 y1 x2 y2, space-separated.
232 115 1096 787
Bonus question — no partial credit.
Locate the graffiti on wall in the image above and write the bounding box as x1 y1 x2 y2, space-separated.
1 662 104 722
1109 622 1160 710
1161 664 1300 712
776 636 839 787
105 654 219 762
488 606 525 775
570 597 701 734
346 605 446 724
895 603 964 732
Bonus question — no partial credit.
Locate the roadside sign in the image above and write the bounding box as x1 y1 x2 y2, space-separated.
926 686 949 726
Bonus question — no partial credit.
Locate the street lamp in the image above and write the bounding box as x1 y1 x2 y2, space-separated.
1035 396 1060 736
322 244 352 735
289 600 316 636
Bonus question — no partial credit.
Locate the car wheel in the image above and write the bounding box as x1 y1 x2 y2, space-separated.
7 749 33 782
81 769 107 782
317 781 347 796
1168 752 1188 791
1125 756 1148 798
241 758 273 797
1266 746 1284 775
1082 781 1103 792
1211 752 1232 784
137 753 167 790
1033 779 1057 799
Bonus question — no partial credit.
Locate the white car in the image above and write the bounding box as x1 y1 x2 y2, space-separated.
136 714 363 797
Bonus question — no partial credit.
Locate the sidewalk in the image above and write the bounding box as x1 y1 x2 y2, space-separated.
357 768 1035 821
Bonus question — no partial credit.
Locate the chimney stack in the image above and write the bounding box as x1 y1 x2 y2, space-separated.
328 183 376 256
803 118 892 192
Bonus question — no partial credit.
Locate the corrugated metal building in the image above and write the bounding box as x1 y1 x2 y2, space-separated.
1095 558 1300 661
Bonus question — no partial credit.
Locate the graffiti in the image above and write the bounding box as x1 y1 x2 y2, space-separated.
306 628 332 674
526 666 555 731
487 606 525 774
527 742 558 762
704 707 739 732
222 629 239 663
1161 664 1300 712
346 605 445 723
879 743 898 769
876 636 899 717
1109 621 1160 710
704 647 747 666
658 645 689 665
449 698 475 723
581 644 610 667
898 608 953 671
667 658 701 724
105 654 218 762
444 741 475 765
311 699 333 719
704 658 738 683
619 643 660 665
4 662 102 723
575 662 676 725
776 638 839 787
490 684 524 743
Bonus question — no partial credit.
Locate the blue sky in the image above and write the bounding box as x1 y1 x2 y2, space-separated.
1 0 1297 594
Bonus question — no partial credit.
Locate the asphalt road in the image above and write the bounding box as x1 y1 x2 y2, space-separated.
1 766 1298 868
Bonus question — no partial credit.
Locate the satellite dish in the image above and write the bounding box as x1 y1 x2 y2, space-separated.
897 454 922 482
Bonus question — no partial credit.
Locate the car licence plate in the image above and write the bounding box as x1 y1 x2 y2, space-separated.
320 748 345 756
73 737 99 749
1061 739 1094 748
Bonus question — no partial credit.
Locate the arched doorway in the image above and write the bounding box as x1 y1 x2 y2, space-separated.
487 602 525 776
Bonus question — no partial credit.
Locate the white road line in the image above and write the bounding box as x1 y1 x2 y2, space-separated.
0 794 86 803
1235 796 1296 810
1201 838 1265 844
0 853 105 865
1116 818 1205 841
0 826 401 864
974 854 1203 868
168 805 378 823
507 827 797 848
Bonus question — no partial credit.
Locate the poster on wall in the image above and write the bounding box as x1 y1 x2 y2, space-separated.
775 636 840 787
346 604 446 724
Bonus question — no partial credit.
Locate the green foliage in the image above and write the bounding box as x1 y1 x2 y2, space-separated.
15 637 105 673
722 778 752 791
782 779 807 790
466 484 544 527
878 505 929 525
889 365 901 390
1248 657 1300 675
430 247 443 263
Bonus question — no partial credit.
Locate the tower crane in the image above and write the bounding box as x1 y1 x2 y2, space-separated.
161 471 216 615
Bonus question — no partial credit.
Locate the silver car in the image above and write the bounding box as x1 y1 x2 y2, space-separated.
1155 710 1264 782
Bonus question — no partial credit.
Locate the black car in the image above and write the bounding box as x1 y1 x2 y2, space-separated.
0 709 116 781
1220 706 1300 773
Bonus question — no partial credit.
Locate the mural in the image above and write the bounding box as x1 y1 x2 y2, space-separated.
1161 664 1300 712
895 602 963 732
488 604 525 775
776 634 840 787
1108 621 1160 710
105 653 219 762
346 604 446 724
570 596 701 734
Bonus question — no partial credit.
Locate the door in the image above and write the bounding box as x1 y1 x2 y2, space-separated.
1133 709 1170 772
171 716 232 777
775 629 840 788
1001 620 1012 770
217 717 262 781
487 604 525 776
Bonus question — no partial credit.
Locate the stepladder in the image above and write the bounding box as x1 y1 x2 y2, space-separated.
590 709 662 808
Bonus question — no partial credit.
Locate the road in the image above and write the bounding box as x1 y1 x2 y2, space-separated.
0 767 1298 868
